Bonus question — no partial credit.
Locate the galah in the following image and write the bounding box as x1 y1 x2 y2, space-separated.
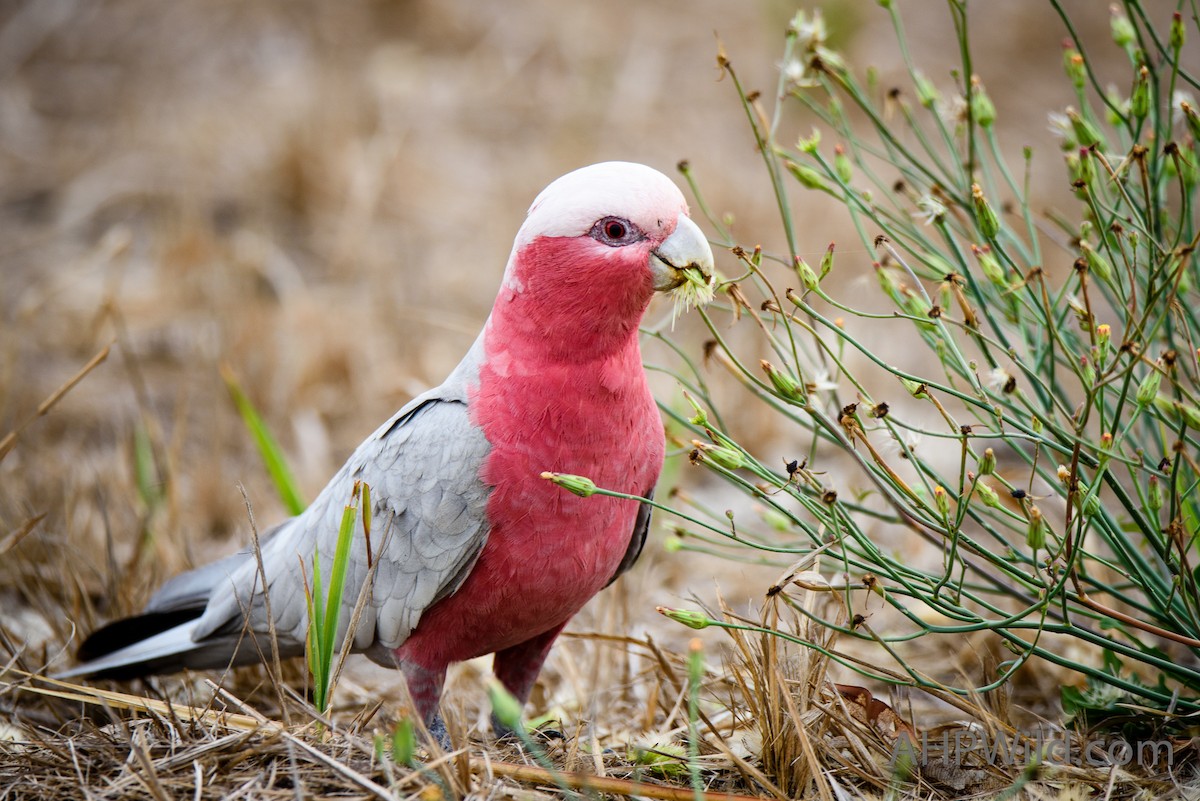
63 161 715 743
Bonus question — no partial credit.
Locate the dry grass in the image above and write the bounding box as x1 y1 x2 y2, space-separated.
3 0 1197 798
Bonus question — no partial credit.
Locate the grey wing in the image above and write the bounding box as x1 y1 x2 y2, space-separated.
605 487 654 587
192 396 492 655
143 521 289 614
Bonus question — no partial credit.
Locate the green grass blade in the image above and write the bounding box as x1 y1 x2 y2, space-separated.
322 493 358 664
306 547 327 711
221 363 306 516
132 423 162 511
304 483 362 714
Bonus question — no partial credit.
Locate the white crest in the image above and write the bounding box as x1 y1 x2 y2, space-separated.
514 162 689 249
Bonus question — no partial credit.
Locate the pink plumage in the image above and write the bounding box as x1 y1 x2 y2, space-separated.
396 227 672 712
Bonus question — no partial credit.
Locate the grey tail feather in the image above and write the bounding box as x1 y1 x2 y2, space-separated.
59 612 305 681
56 616 208 680
77 609 203 664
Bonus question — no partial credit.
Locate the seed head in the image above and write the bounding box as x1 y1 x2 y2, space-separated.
975 481 1000 508
914 70 939 108
1136 365 1162 406
1131 66 1150 120
834 144 853 183
785 160 832 192
796 128 821 153
794 255 820 291
934 485 951 518
970 76 996 128
971 183 1000 239
1079 241 1113 285
1182 101 1200 141
1110 7 1136 49
1148 475 1163 512
973 243 1007 288
901 377 929 399
1026 506 1046 550
670 265 716 323
657 606 711 630
819 242 835 279
1063 48 1086 90
691 441 746 471
541 472 597 497
1066 108 1103 148
761 360 807 404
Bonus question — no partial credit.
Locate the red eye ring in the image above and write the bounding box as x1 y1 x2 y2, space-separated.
589 216 640 246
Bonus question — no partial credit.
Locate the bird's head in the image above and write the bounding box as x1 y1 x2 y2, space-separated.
494 162 715 353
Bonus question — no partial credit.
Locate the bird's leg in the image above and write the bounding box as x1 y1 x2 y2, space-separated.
490 623 566 739
400 660 451 750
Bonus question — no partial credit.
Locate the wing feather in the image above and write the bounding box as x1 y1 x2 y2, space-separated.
606 487 654 586
193 394 492 656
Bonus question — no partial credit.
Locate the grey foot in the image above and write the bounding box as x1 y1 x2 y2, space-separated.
426 713 451 750
492 714 563 743
491 712 519 741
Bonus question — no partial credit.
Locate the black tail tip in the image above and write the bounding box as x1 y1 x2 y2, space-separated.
75 609 203 674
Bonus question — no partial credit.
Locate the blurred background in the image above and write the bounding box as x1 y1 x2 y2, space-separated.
0 0 1141 718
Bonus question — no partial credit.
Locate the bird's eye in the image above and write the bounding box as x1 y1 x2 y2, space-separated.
589 216 642 247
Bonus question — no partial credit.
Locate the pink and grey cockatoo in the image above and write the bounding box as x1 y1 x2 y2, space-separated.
64 161 714 743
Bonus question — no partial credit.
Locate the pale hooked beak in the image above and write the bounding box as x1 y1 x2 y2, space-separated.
650 214 714 292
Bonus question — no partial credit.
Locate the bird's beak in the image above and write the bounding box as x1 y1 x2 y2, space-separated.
650 214 714 292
